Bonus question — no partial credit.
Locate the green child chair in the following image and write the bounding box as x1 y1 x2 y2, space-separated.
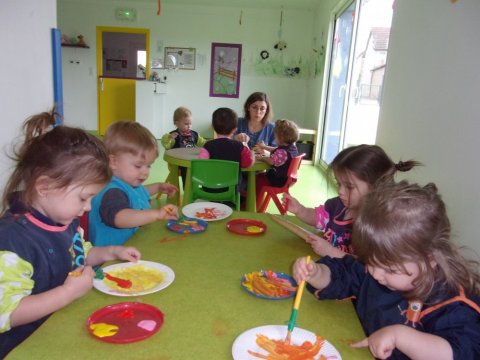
187 159 241 210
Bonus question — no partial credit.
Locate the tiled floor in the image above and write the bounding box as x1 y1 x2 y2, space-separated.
149 154 336 214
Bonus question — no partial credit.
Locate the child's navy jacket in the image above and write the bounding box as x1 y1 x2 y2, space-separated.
308 255 480 359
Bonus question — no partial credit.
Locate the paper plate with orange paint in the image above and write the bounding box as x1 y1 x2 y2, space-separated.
87 302 164 344
232 325 342 360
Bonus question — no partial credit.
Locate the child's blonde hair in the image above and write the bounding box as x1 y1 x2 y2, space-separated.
173 107 192 125
103 121 159 160
2 108 110 214
354 181 480 302
274 119 299 145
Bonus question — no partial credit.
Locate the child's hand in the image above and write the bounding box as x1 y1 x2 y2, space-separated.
113 246 141 263
292 256 317 284
351 325 399 359
253 141 265 154
158 204 178 220
170 133 178 139
159 183 178 197
63 266 95 300
282 193 301 214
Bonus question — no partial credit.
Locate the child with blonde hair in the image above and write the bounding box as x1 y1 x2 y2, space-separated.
0 110 141 357
256 119 299 202
89 121 178 246
161 106 206 150
293 181 480 359
161 107 207 187
284 144 420 258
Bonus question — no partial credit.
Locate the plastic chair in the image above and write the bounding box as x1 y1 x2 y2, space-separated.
187 159 240 210
256 153 306 214
79 212 89 241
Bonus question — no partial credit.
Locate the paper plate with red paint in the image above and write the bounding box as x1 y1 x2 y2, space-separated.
87 302 164 344
166 217 208 234
227 219 267 235
182 202 232 221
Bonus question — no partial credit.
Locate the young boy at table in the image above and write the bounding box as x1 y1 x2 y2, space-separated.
199 107 254 167
89 121 179 246
199 108 255 200
161 106 207 187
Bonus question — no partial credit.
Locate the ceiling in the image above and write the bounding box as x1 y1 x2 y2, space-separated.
125 0 323 11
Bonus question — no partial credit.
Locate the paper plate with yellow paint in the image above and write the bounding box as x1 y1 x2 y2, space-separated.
93 260 175 296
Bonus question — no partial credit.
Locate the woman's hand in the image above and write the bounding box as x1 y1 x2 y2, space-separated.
234 133 250 143
253 140 266 154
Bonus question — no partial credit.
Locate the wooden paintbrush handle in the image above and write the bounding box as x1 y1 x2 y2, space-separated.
269 215 314 241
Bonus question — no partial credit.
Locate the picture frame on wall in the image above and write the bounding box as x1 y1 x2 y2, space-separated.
164 47 196 70
209 42 242 98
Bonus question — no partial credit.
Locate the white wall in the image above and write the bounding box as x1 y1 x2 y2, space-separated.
377 0 480 253
0 0 56 188
57 1 320 136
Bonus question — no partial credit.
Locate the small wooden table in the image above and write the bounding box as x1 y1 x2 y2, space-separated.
163 148 270 212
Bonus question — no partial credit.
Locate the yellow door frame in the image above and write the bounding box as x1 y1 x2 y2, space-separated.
96 26 150 134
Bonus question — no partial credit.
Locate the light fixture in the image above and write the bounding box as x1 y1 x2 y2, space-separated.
115 7 137 21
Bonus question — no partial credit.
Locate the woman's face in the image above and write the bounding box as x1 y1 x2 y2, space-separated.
248 101 267 123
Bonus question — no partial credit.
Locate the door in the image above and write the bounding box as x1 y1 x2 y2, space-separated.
96 26 150 135
320 0 394 164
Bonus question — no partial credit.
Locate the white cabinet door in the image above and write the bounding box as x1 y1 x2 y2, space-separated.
135 81 167 139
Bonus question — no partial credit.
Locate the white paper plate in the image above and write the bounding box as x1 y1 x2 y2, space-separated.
182 201 233 221
93 260 175 297
232 325 342 360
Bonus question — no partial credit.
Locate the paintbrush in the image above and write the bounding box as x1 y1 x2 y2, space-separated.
285 255 311 344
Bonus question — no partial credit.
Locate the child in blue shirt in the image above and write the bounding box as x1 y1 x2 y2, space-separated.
293 181 480 359
90 121 179 246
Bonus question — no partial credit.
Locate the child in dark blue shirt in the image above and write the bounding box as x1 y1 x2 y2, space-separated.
293 181 480 360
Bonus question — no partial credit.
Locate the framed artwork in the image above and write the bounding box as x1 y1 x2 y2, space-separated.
209 43 242 98
164 47 196 70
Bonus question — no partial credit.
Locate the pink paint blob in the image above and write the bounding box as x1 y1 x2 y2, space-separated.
137 320 156 332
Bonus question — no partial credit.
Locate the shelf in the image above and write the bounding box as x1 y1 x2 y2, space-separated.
61 44 89 48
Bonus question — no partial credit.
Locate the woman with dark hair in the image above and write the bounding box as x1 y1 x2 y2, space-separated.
233 92 276 153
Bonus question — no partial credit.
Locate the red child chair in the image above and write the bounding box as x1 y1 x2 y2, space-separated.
79 212 89 241
256 153 306 214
